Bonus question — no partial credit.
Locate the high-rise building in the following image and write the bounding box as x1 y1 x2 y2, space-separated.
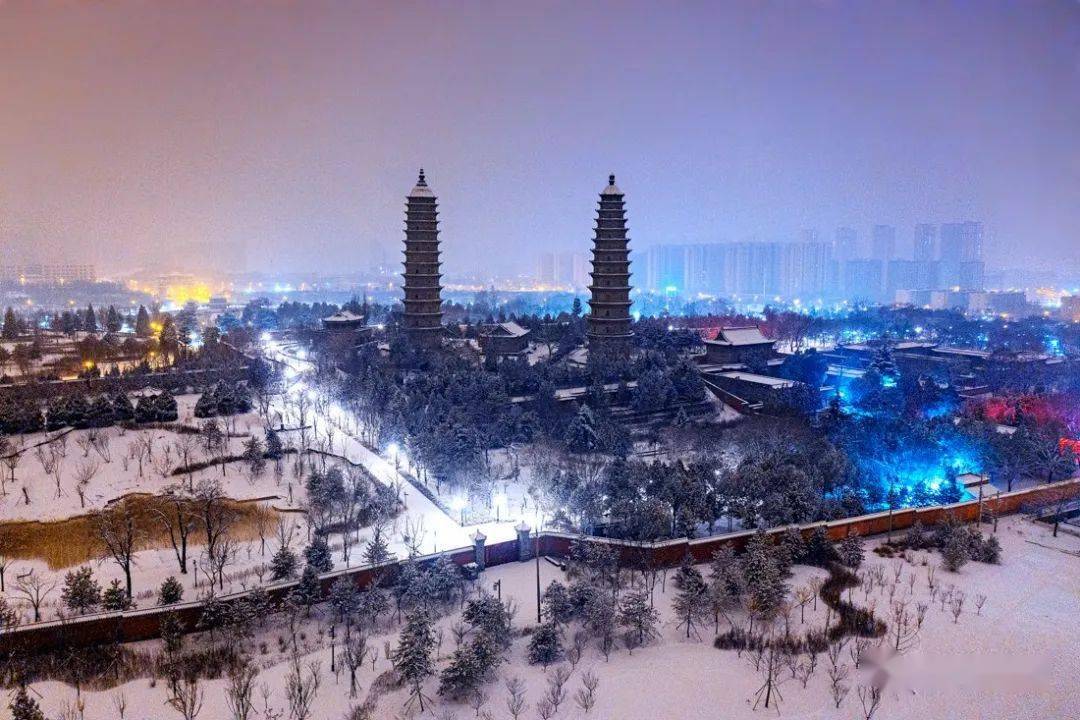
643 245 688 294
843 259 884 302
914 223 937 263
871 225 896 262
401 169 444 349
833 227 858 262
537 251 589 288
587 175 634 350
940 221 984 287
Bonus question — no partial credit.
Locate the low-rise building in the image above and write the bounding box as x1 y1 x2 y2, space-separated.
702 325 776 366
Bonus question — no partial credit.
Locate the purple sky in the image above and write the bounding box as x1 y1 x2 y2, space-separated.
1 1 1077 277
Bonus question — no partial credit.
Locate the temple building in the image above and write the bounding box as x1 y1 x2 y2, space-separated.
401 169 445 349
587 175 634 350
478 321 531 363
702 325 777 366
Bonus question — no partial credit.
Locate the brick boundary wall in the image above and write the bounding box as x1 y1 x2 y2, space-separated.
3 476 1078 656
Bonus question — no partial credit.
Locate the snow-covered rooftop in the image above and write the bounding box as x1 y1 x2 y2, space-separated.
323 310 364 323
707 325 773 347
483 321 530 338
716 371 794 388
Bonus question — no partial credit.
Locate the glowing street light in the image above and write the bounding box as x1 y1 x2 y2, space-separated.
451 496 467 525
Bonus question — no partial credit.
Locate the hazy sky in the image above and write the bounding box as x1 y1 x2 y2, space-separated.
1 1 1077 277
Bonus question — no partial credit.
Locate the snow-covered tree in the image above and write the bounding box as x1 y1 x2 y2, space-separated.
528 621 563 666
618 588 660 648
838 532 864 569
61 566 101 615
159 576 184 605
304 536 333 573
741 532 788 618
395 607 436 712
271 544 299 581
672 557 710 639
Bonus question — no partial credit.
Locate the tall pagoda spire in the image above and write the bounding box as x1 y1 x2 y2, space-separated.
401 168 444 349
587 174 634 350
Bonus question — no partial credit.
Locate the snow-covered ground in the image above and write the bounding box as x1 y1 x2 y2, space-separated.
18 515 1080 720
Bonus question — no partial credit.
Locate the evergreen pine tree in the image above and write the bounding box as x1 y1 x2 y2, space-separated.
265 427 284 459
84 303 97 332
159 576 184 605
618 588 660 647
61 566 101 614
804 526 838 567
304 536 333 573
741 531 787 618
2 308 20 340
527 620 563 666
270 544 299 580
942 530 970 572
292 564 322 610
363 527 393 567
980 534 1002 564
395 607 437 711
708 546 745 602
102 578 131 611
135 306 152 337
838 532 865 569
541 580 573 625
9 686 45 720
160 611 185 656
672 557 709 639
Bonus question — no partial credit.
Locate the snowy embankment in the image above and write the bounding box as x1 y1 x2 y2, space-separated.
21 515 1080 720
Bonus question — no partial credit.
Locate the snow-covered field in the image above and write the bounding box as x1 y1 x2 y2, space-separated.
17 515 1080 720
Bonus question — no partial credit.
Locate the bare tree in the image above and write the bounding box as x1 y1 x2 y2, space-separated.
794 652 818 688
469 690 489 718
111 691 128 719
343 626 369 698
226 662 258 720
89 428 112 463
0 541 11 592
505 676 528 720
154 486 198 574
195 478 236 565
14 571 56 622
950 591 966 624
285 657 321 720
73 458 100 509
94 496 144 600
888 600 922 654
573 670 600 714
208 534 238 591
175 435 199 491
545 666 570 713
535 699 555 720
128 438 148 478
858 684 883 720
167 674 205 720
750 640 785 711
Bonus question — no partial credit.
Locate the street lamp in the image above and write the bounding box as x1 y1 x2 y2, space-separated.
494 492 507 523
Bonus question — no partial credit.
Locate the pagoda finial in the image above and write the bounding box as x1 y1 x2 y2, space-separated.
417 168 427 186
608 174 616 186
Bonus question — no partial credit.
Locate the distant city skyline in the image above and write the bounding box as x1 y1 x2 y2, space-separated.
1 1 1077 278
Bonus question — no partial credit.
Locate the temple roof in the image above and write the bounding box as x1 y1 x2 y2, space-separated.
706 325 774 347
482 321 530 339
407 168 436 199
